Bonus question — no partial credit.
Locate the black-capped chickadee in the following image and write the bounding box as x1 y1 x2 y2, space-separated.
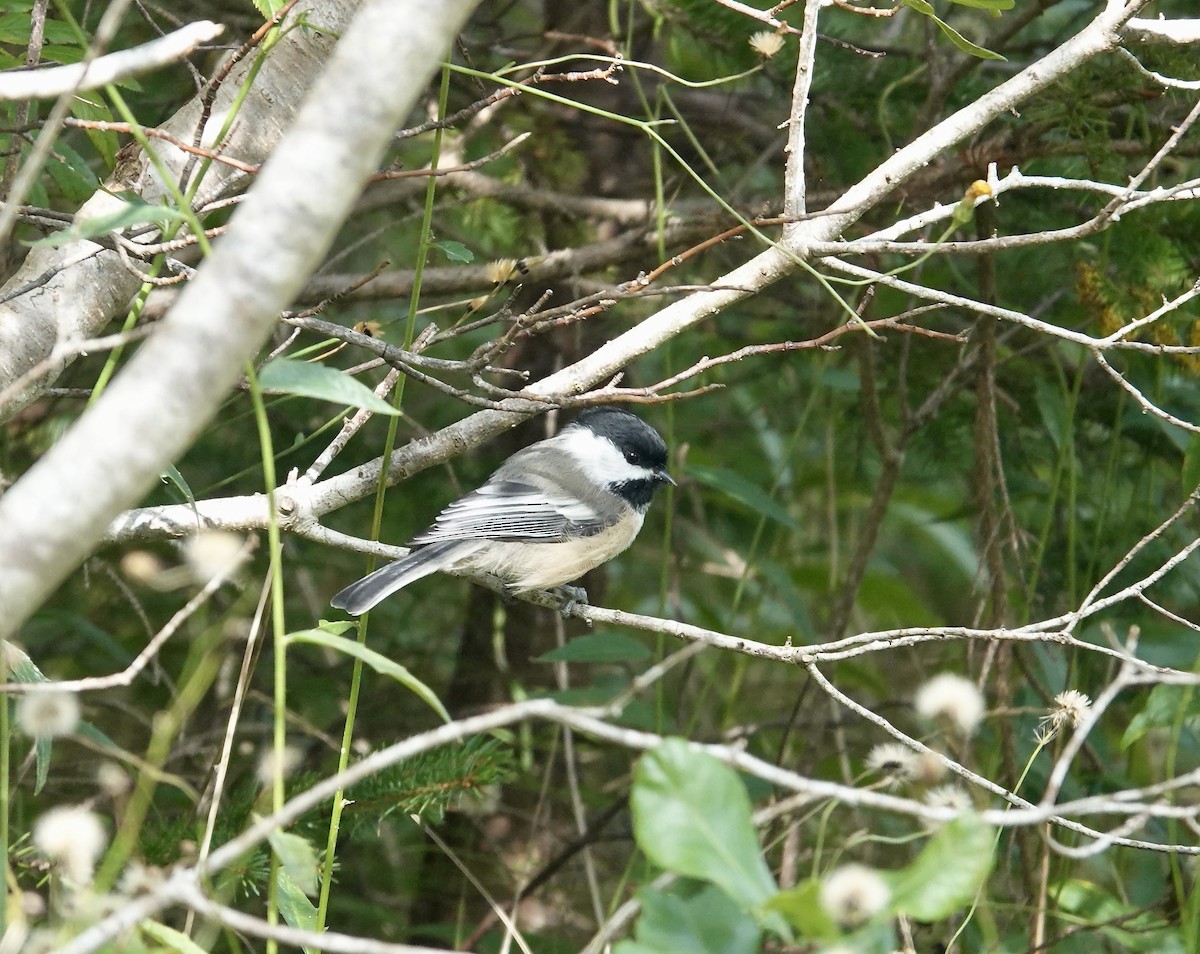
330 407 673 615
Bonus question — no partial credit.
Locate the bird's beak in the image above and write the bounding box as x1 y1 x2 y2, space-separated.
657 468 676 486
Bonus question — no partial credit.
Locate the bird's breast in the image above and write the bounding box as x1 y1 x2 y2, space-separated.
456 513 645 592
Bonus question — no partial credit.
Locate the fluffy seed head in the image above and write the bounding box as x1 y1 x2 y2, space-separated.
120 550 167 585
32 806 107 884
184 530 248 583
486 258 519 285
819 863 891 926
749 30 785 58
1052 689 1091 728
119 861 165 896
1036 688 1092 742
17 690 80 739
865 742 919 787
914 750 948 785
97 761 131 799
924 785 972 814
914 672 985 736
255 744 304 788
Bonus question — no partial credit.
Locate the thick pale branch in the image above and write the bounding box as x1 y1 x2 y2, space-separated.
1122 17 1200 45
0 0 482 638
0 1 350 417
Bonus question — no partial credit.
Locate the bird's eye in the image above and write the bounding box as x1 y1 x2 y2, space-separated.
625 450 641 465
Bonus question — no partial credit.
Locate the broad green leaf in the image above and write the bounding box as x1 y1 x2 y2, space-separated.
257 358 401 416
0 15 80 45
285 627 450 723
902 0 1006 60
250 0 288 17
687 465 798 530
70 95 120 166
615 883 762 954
537 631 651 663
1122 684 1197 749
28 196 187 248
436 239 474 263
631 739 785 935
765 880 838 940
274 867 320 954
268 828 320 897
946 0 1013 8
140 920 209 954
885 814 994 920
46 141 99 204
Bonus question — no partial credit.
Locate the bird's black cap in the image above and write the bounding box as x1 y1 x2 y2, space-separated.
573 407 673 509
574 407 668 467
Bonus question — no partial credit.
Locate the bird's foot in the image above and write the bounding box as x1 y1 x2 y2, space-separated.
551 584 589 619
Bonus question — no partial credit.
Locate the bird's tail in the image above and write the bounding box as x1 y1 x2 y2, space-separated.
330 541 469 615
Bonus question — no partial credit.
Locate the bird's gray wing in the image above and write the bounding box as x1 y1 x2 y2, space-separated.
408 479 611 544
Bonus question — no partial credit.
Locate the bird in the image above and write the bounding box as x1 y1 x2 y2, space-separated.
330 407 674 615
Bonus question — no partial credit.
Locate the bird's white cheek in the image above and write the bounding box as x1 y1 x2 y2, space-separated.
460 514 645 592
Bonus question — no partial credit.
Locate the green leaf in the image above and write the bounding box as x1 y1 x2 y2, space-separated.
274 867 320 954
946 0 1013 8
160 465 197 508
4 643 53 793
253 0 289 18
268 828 320 897
140 920 210 954
436 239 474 263
765 880 838 940
74 721 118 751
538 631 651 663
34 736 50 795
631 740 786 935
4 641 49 686
615 883 763 954
285 626 450 723
46 141 99 204
687 465 798 530
0 15 80 45
885 814 994 920
1183 436 1200 493
1122 684 1197 749
901 0 1006 60
257 358 401 416
70 95 119 166
27 195 187 248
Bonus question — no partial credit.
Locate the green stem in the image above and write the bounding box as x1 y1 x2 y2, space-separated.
313 63 452 942
245 361 288 954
